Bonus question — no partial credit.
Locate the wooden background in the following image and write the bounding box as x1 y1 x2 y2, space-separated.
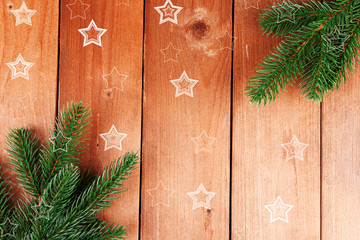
0 0 359 239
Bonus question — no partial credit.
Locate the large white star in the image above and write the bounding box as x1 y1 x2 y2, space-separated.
191 130 216 153
170 71 199 98
264 196 293 223
99 125 127 151
154 0 183 24
6 54 34 80
147 181 176 207
66 0 90 19
281 135 308 161
11 2 36 26
78 20 107 47
187 183 216 210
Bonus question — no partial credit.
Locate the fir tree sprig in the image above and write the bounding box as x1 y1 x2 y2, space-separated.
246 0 360 105
0 102 139 240
6 128 42 197
40 101 91 192
0 165 12 224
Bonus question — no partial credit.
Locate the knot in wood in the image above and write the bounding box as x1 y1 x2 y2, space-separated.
188 20 210 40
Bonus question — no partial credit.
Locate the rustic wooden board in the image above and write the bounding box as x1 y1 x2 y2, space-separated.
0 0 58 194
141 0 232 239
232 0 321 239
58 0 143 239
322 63 360 239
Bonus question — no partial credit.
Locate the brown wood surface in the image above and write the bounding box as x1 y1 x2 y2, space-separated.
141 0 232 239
0 0 58 195
1 0 360 239
232 0 321 239
58 0 143 239
322 64 360 239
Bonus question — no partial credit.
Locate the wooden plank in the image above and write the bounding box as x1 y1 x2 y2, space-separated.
0 1 58 193
141 0 232 239
58 0 143 239
232 0 320 239
322 65 360 238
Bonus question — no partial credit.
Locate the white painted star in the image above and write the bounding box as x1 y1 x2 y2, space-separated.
281 135 309 161
32 199 54 221
324 26 350 52
19 93 37 109
244 0 260 9
11 1 36 26
147 181 176 207
264 196 293 223
99 125 127 151
116 0 130 6
50 131 72 152
78 20 107 47
66 0 90 19
273 3 302 24
191 130 216 153
235 224 258 240
0 218 18 238
154 0 183 24
170 71 199 98
6 54 34 80
102 67 127 92
187 183 216 210
217 31 237 50
160 42 181 62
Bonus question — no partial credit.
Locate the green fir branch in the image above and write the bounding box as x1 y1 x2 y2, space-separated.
247 0 360 105
40 101 91 192
0 165 13 223
6 128 42 197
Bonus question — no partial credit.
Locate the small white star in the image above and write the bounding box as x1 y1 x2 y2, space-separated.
191 130 216 153
0 218 18 238
66 0 90 19
244 0 260 9
6 54 34 80
11 1 36 26
187 183 216 210
281 135 309 161
99 125 127 151
160 43 181 62
264 196 293 223
147 181 176 207
170 71 199 98
154 0 183 25
32 199 54 221
217 31 237 50
50 131 72 152
102 67 127 92
19 93 37 109
235 224 258 240
273 3 302 24
78 20 107 47
116 0 130 6
324 26 350 52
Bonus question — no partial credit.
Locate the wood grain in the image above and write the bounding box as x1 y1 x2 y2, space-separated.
322 64 360 239
141 0 232 239
58 0 143 239
232 0 320 239
0 0 58 195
